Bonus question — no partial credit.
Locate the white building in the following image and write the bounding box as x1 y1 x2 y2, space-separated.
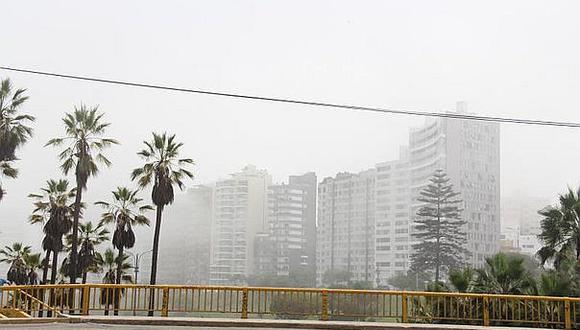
408 102 501 268
518 234 541 256
373 102 501 282
209 165 271 284
375 147 411 285
317 170 376 286
499 225 542 257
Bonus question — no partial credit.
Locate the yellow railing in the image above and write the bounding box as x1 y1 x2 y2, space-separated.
0 284 578 328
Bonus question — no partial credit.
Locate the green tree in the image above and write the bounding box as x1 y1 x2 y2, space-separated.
537 187 580 267
0 161 17 201
410 170 468 283
65 221 110 283
46 106 118 283
387 272 430 291
95 248 133 315
131 133 193 315
473 253 536 295
448 267 475 293
23 253 41 285
539 256 580 296
96 187 151 285
29 179 76 284
0 78 34 201
0 242 32 284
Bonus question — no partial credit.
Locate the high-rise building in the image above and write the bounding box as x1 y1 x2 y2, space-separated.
317 170 376 286
209 165 271 284
374 102 501 282
374 147 411 285
253 173 317 285
289 172 317 284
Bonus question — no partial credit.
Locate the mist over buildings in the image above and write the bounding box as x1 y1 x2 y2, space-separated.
1 1 580 283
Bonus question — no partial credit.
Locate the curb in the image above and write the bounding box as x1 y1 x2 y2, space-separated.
0 316 545 330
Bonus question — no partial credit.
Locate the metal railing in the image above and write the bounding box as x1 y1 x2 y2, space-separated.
0 284 578 328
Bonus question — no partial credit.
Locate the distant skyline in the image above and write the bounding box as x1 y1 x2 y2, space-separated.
1 1 580 262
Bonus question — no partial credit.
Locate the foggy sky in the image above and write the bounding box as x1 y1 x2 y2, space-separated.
1 0 580 253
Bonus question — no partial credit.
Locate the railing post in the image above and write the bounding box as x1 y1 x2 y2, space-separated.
81 285 90 315
321 290 329 321
401 292 408 323
565 298 572 330
483 295 490 326
241 288 248 319
13 289 19 308
161 287 169 317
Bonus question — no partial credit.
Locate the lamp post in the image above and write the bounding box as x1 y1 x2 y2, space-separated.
128 249 153 284
127 249 153 315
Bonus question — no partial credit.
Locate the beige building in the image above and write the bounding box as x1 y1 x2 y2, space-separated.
209 165 271 284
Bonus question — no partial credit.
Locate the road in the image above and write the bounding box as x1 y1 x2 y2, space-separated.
0 324 302 330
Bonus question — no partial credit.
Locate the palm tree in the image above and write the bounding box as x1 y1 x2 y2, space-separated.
131 132 193 315
46 105 118 283
474 253 536 295
96 187 151 286
23 253 41 285
0 242 32 284
95 248 133 315
29 179 76 284
537 187 580 267
95 248 133 283
0 160 17 201
65 221 109 283
448 267 475 293
0 78 34 201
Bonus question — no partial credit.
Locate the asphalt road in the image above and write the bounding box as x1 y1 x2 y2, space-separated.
0 324 302 330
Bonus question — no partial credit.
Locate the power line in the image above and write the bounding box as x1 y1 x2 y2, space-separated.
1 65 579 128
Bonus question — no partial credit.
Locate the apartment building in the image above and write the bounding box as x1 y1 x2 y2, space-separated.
317 170 376 286
253 173 317 285
209 165 271 284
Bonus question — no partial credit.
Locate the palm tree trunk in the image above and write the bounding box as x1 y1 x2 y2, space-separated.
82 271 88 284
114 246 124 316
39 250 51 317
48 250 59 317
148 205 164 316
576 238 580 261
42 250 50 284
50 250 59 284
70 182 83 284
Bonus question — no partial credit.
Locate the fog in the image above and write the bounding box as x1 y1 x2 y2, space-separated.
1 1 580 281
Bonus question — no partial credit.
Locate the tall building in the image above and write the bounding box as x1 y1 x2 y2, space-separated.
253 173 317 285
289 172 317 283
374 102 501 282
209 165 271 284
317 170 376 286
156 185 213 284
374 147 411 285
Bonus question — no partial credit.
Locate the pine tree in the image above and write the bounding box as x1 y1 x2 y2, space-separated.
410 170 468 283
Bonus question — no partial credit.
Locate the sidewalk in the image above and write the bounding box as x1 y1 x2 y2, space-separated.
0 315 551 330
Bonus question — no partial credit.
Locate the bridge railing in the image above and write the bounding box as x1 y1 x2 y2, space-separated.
0 284 577 328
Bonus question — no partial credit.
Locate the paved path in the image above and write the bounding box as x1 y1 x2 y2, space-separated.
0 317 550 330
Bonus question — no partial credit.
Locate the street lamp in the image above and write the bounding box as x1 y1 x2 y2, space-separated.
127 249 153 284
126 249 153 315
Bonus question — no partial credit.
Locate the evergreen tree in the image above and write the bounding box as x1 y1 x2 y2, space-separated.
410 170 468 283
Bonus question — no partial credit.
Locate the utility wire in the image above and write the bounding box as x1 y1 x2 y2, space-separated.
1 65 579 128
